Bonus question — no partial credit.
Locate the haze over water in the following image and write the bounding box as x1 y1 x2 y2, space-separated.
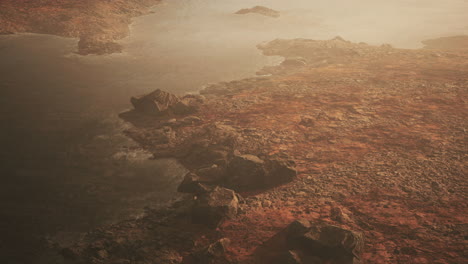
0 0 466 262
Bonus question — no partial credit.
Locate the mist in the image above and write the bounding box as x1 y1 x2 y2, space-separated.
0 0 466 263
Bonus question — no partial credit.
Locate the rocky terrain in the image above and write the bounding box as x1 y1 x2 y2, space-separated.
58 36 468 263
0 0 161 55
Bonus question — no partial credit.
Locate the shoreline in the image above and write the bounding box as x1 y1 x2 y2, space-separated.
62 36 468 263
0 0 162 55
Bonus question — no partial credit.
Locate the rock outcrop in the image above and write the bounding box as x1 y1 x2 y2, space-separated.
227 154 266 189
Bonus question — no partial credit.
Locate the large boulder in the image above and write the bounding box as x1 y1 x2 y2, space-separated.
286 221 364 264
183 144 231 169
227 154 297 190
131 89 180 115
227 154 266 189
286 219 312 245
192 187 239 228
266 158 297 186
196 164 227 183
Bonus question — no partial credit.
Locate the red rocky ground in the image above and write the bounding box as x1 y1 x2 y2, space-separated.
64 37 467 264
0 0 161 55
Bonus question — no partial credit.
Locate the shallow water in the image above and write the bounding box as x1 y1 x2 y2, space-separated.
0 0 466 262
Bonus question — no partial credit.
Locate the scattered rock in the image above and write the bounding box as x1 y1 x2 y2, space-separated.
192 187 239 228
235 6 280 18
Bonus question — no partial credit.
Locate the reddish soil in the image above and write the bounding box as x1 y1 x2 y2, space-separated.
0 0 161 54
61 37 467 263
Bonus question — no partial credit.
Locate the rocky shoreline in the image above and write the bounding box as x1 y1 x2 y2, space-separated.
59 37 468 263
0 0 161 55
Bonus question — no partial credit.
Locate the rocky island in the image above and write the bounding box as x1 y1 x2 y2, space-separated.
235 6 280 18
61 36 467 263
0 0 161 55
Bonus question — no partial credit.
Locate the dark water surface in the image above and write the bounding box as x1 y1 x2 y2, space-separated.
0 0 466 263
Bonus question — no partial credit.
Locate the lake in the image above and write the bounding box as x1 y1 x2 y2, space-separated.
0 0 466 262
